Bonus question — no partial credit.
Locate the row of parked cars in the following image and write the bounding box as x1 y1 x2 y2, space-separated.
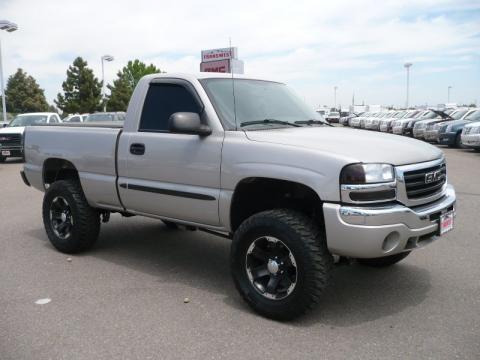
0 111 126 162
340 108 480 150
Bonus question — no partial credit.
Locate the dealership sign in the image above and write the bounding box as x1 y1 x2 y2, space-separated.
200 59 230 73
201 47 238 62
200 47 244 74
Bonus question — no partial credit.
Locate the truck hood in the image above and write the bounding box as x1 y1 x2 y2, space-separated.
245 127 442 166
0 126 25 135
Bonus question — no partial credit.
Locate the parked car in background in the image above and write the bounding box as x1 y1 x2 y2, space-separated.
325 111 340 124
364 112 386 130
424 108 470 143
414 110 455 140
84 112 126 122
0 112 62 162
408 110 448 138
63 113 89 123
391 110 422 135
340 112 361 126
438 109 479 148
379 111 405 133
349 112 369 128
461 121 480 150
403 110 438 136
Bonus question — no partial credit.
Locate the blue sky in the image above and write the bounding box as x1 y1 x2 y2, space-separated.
1 0 479 109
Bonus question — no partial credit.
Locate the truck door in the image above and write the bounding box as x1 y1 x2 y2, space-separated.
117 79 223 226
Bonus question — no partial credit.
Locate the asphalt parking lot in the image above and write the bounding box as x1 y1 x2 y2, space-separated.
1 147 479 360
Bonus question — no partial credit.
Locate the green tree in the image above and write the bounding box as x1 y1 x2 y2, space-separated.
55 57 102 113
5 68 49 113
107 60 162 111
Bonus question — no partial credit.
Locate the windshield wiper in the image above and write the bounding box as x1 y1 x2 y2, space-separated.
240 119 301 128
294 119 332 126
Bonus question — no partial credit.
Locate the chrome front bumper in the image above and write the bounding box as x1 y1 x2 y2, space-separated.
323 185 456 258
392 126 404 135
461 134 480 148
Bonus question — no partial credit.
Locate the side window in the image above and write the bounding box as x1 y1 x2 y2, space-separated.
71 116 80 122
49 115 57 123
139 83 201 132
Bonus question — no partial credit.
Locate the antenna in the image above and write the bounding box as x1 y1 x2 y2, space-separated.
229 37 238 130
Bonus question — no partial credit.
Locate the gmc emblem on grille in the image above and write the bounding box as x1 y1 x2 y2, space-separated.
425 170 444 184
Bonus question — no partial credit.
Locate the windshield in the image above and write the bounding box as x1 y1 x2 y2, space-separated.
450 109 468 120
420 111 437 120
85 113 115 122
201 79 325 130
9 115 48 127
464 110 480 121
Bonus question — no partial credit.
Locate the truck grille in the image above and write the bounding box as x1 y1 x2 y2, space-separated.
0 133 22 147
403 163 446 199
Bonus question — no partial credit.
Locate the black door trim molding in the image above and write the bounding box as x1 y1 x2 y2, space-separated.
119 183 216 201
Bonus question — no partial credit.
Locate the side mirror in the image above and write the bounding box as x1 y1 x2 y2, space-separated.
169 112 212 136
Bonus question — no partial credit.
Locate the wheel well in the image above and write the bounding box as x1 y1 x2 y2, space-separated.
43 158 79 186
230 178 323 232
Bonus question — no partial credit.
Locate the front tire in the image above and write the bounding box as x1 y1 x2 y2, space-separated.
231 209 333 321
454 133 463 148
42 180 100 253
357 251 410 267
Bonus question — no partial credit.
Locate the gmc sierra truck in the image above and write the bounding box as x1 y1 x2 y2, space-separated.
21 73 456 320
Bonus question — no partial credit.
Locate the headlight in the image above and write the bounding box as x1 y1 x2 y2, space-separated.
340 163 396 203
340 163 395 184
407 121 413 127
446 125 453 132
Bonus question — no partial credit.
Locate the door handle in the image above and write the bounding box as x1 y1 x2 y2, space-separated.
130 143 145 155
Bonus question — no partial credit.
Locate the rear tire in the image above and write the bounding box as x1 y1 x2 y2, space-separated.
231 209 333 321
357 251 410 267
42 179 100 253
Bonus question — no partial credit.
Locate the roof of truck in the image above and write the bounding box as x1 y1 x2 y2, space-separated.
142 72 280 83
17 112 58 116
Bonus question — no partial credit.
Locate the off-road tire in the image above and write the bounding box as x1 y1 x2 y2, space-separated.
42 180 100 253
231 209 333 321
357 251 411 267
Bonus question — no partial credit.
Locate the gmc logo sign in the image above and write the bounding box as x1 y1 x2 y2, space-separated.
425 170 444 184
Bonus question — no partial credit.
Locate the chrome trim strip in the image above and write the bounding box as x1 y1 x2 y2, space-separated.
340 181 396 204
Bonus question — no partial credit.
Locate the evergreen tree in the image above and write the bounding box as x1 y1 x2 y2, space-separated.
55 57 102 113
107 60 162 111
5 68 49 113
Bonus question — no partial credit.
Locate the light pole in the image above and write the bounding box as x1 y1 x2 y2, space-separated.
404 62 412 108
334 86 338 109
0 20 18 123
448 86 452 103
101 54 114 112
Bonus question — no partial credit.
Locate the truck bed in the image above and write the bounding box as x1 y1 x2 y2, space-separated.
23 124 124 210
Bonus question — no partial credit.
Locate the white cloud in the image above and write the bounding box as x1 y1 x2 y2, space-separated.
0 0 478 107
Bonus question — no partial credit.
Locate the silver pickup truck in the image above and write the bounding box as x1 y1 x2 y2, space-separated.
21 73 456 320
